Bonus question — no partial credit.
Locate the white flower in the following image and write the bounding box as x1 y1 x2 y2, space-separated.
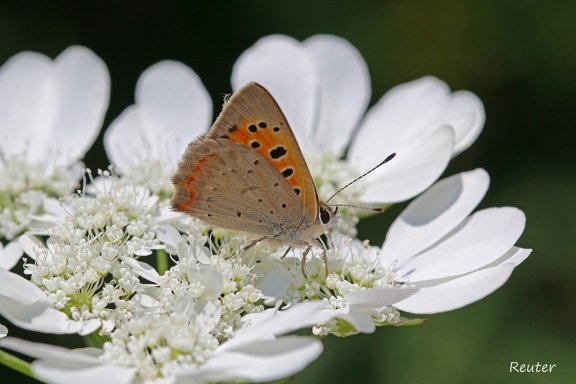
0 337 137 384
0 267 100 335
0 46 110 240
261 236 419 337
104 61 212 196
232 34 485 205
2 172 173 337
375 168 531 313
0 302 327 384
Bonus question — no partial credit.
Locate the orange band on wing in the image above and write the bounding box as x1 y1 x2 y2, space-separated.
175 152 216 210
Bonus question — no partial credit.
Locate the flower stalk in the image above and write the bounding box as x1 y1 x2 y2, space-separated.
0 349 35 380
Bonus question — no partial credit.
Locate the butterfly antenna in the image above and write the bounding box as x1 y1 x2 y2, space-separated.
328 203 385 213
325 152 396 203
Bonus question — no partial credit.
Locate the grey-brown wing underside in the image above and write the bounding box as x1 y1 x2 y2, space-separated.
171 135 305 238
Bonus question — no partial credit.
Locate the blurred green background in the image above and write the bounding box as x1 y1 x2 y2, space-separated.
1 1 574 383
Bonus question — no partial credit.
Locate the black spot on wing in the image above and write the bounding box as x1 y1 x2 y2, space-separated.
270 146 287 159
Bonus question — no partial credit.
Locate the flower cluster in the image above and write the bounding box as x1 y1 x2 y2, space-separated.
0 35 530 384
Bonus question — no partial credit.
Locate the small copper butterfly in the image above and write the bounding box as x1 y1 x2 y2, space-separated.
171 82 336 272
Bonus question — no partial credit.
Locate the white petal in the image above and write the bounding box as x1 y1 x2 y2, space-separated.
122 258 160 283
345 287 419 308
0 47 109 168
396 207 526 281
349 77 452 169
0 239 23 270
155 224 183 252
18 233 44 260
0 338 135 384
0 268 97 334
254 263 292 298
0 51 52 160
357 125 455 203
0 337 100 363
303 35 370 154
42 197 68 218
187 266 224 298
500 246 531 267
180 336 322 383
34 361 135 384
105 61 211 173
381 169 489 266
231 35 318 151
104 106 147 173
447 90 485 155
224 301 329 351
137 61 212 168
176 298 222 334
0 323 7 338
42 46 110 168
395 263 516 314
336 306 376 333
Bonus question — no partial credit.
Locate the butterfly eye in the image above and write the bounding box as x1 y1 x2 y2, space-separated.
319 207 332 225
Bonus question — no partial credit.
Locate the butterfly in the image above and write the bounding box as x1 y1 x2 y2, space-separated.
171 82 336 274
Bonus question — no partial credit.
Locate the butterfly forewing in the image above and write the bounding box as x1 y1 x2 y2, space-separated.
207 82 319 226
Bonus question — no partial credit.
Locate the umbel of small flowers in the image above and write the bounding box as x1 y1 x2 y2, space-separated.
0 166 529 383
0 35 531 384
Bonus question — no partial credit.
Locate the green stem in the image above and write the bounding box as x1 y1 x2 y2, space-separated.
156 249 169 275
83 332 106 348
0 349 36 380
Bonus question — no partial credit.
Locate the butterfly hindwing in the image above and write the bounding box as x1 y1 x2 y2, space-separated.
171 135 305 239
207 82 319 226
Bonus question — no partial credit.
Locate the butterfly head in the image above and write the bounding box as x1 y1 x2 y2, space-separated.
319 202 337 226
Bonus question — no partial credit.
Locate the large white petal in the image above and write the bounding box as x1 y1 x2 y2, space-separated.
357 125 455 203
447 90 485 155
137 60 212 169
0 268 99 335
105 61 211 173
396 207 526 281
231 35 318 151
303 35 370 154
0 324 7 338
222 301 328 351
0 239 23 270
349 76 452 171
0 338 135 384
493 246 532 267
345 287 419 308
0 47 109 169
18 232 45 261
395 263 516 314
104 105 150 173
43 46 110 168
177 336 322 383
381 169 489 266
0 51 52 161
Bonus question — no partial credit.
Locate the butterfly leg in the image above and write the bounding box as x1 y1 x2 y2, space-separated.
228 236 266 259
301 245 312 276
280 247 292 259
316 237 329 277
